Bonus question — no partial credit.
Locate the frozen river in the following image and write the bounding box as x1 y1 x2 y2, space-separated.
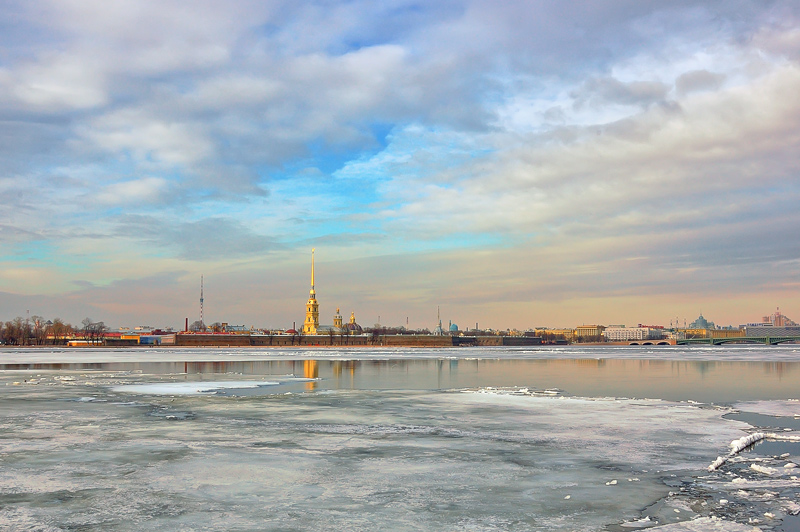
3 345 800 531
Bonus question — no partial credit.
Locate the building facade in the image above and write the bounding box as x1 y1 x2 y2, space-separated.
603 327 663 341
575 325 605 338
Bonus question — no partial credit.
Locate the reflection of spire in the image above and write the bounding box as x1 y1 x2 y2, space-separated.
304 360 318 390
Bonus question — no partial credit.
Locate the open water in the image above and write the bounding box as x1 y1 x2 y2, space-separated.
3 345 800 531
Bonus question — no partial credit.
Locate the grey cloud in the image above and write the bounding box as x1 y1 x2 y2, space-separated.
114 215 283 261
572 77 671 108
0 224 43 243
675 70 726 96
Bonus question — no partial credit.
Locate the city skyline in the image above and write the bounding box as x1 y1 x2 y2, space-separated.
1 1 799 330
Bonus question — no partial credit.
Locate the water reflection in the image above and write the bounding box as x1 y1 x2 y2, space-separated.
3 358 800 403
304 360 318 390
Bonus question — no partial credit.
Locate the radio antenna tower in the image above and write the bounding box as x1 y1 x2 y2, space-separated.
200 275 204 327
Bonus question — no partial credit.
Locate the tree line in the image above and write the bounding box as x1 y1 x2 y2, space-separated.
0 316 107 345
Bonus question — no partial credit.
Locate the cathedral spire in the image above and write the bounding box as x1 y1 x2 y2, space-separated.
303 248 319 334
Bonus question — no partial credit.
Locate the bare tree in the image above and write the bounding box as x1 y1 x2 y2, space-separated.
13 317 28 346
2 320 18 345
80 318 107 345
81 318 93 342
50 318 70 345
31 315 46 345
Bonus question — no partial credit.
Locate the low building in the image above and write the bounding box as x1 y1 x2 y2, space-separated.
603 327 663 341
681 328 710 339
535 328 575 341
575 325 605 338
744 326 800 338
709 329 744 339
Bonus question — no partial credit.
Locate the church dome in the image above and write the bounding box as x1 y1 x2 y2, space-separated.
345 311 362 333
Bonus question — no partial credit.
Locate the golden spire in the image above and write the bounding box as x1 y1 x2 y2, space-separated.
311 248 315 291
304 248 319 335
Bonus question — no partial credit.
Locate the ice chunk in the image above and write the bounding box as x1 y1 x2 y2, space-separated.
621 516 653 528
111 380 281 396
750 464 779 476
708 433 765 471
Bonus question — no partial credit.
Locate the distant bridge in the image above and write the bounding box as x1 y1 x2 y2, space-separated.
676 336 800 346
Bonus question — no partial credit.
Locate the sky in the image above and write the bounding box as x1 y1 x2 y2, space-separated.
1 0 799 331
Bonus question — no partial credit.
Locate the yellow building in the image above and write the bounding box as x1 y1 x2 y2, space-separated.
303 249 320 334
535 328 575 340
710 329 744 339
575 325 605 338
682 328 710 339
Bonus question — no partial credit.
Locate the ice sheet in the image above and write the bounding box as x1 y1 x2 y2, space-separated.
4 350 800 531
458 389 748 471
3 344 800 364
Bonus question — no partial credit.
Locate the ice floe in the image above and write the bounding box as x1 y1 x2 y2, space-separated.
733 400 800 418
111 380 281 395
645 516 759 531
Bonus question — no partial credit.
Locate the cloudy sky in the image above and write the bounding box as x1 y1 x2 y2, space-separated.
1 0 799 330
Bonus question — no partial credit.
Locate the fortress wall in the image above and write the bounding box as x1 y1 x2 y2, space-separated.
176 334 251 347
175 334 372 347
475 337 503 346
380 335 454 347
501 336 543 346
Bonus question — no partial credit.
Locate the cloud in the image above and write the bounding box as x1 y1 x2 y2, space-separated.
7 54 108 111
675 70 726 96
113 215 282 261
78 108 217 167
92 177 170 205
572 77 671 108
0 224 43 243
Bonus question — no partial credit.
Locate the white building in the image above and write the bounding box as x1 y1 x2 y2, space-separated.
603 327 664 341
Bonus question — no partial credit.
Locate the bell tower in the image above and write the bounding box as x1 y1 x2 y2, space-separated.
303 248 319 334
